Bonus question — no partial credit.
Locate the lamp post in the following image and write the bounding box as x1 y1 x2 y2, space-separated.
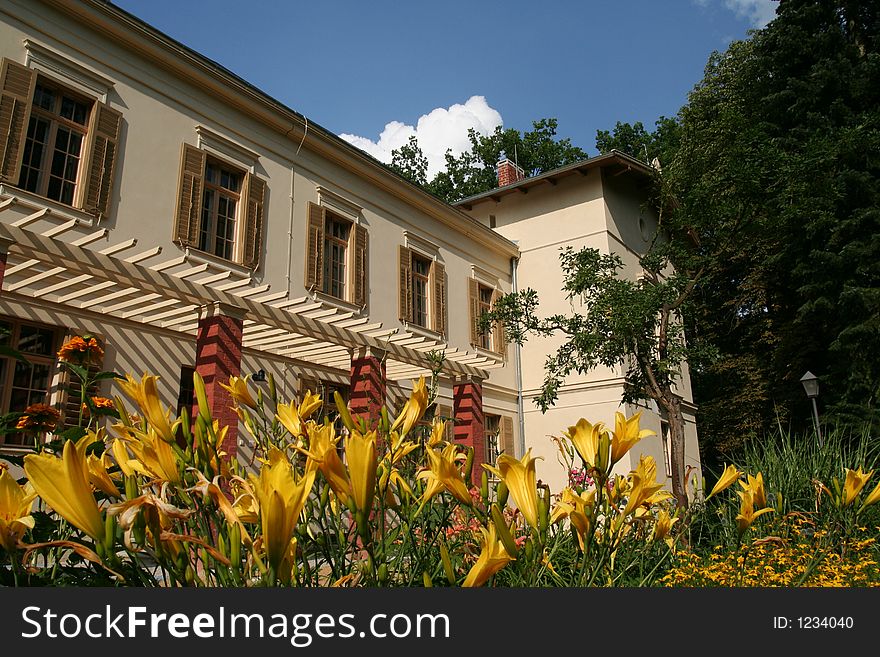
800 371 822 448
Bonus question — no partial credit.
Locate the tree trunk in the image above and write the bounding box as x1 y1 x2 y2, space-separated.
661 392 689 509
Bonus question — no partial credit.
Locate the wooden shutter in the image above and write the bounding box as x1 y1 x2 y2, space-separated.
468 277 480 345
241 172 266 270
431 261 447 336
58 331 104 429
398 245 412 322
0 58 35 183
172 144 206 247
351 223 368 307
491 289 506 356
80 103 122 218
305 202 325 289
499 415 515 455
438 403 454 442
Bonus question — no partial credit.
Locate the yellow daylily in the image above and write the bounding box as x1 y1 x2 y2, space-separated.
550 487 594 549
651 509 679 545
483 449 542 530
276 391 323 438
860 479 880 510
462 522 515 587
110 438 136 477
345 430 378 512
0 468 37 551
219 375 258 409
391 376 429 436
735 488 774 537
306 423 351 501
88 452 121 498
609 411 654 467
250 450 316 574
842 467 873 507
115 425 182 484
565 418 604 469
428 418 447 448
24 440 105 541
418 443 472 506
623 455 668 516
738 472 767 509
118 373 180 442
706 464 742 499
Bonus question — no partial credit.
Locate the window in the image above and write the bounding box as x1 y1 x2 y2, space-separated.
468 278 505 355
305 202 368 306
322 212 352 300
0 58 122 217
0 318 61 447
485 414 500 467
173 143 266 269
176 365 196 419
398 245 446 335
300 376 349 433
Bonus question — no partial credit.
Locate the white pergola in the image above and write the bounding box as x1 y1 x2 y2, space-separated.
0 193 503 383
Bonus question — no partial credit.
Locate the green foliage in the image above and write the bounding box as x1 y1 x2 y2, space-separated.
390 118 588 203
595 116 681 167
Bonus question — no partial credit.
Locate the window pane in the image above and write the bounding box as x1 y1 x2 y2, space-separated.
17 325 55 356
12 361 33 390
33 84 55 111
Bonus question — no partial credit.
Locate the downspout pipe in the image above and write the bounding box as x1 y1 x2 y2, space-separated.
511 253 526 457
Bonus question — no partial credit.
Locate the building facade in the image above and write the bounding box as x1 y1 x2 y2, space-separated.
0 0 700 493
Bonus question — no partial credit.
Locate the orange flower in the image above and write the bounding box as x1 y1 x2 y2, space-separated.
81 396 116 418
15 404 61 433
57 335 104 363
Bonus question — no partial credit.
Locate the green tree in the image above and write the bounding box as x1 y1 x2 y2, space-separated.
390 118 588 203
595 117 680 167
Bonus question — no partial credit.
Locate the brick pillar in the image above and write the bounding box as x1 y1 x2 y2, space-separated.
349 347 386 430
195 302 245 460
453 377 484 486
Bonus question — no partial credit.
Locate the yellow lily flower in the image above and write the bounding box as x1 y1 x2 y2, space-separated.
735 488 774 537
24 440 105 541
609 411 654 467
428 418 447 448
250 452 316 574
462 523 515 587
550 487 594 549
859 479 880 510
276 391 323 438
88 452 121 498
623 455 667 516
345 430 378 512
110 438 136 477
843 467 873 507
391 376 429 436
115 425 182 484
306 423 351 501
651 509 679 544
418 443 473 505
0 468 37 551
706 464 742 499
219 375 258 409
738 472 767 509
118 373 180 442
483 449 542 530
564 418 604 468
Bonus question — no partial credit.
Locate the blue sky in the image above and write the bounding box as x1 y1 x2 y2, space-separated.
113 0 777 175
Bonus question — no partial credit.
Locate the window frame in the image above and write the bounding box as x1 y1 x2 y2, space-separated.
0 316 62 448
198 155 245 262
321 210 354 302
18 75 93 208
410 252 432 329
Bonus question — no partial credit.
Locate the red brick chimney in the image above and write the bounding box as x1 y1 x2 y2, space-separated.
496 151 525 187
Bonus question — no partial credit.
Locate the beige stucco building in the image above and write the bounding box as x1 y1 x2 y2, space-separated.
0 0 700 493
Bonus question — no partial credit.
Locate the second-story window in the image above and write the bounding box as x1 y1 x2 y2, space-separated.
468 277 506 356
19 82 92 206
173 143 266 269
477 284 493 351
398 245 446 336
1 58 123 218
199 159 243 261
411 253 431 328
322 212 351 300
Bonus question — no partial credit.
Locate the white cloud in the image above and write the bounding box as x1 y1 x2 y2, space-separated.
693 0 777 28
725 0 777 27
340 95 503 178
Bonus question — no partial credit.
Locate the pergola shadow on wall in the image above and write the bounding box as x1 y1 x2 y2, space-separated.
0 193 503 466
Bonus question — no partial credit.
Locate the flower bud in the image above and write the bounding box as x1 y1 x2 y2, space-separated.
440 542 456 585
491 505 519 558
422 571 433 587
497 480 509 508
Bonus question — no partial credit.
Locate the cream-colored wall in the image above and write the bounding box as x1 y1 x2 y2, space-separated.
462 166 702 491
0 0 517 397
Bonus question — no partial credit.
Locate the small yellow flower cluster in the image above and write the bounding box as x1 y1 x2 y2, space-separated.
661 524 880 587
